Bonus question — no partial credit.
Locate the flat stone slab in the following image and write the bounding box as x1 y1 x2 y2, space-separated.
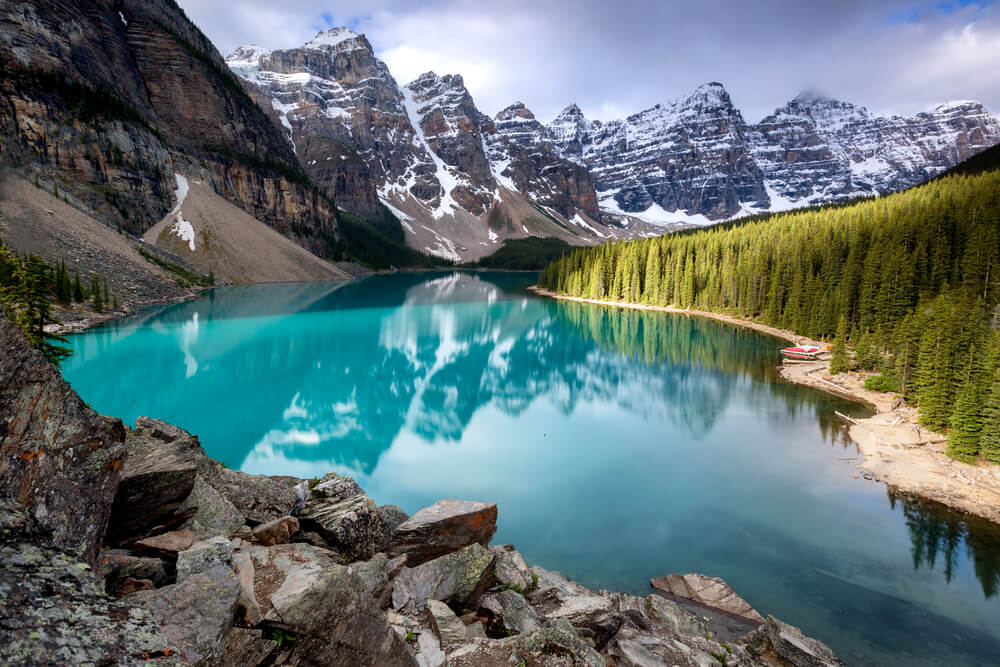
134 530 197 560
389 500 497 566
651 573 764 623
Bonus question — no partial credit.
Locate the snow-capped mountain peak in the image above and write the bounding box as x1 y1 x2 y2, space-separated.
303 27 364 51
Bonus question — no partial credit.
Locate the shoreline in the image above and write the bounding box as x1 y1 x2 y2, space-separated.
529 286 1000 525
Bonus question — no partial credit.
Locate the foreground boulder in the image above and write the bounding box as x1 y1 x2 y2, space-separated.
392 542 497 613
528 566 623 650
0 318 125 566
98 548 169 596
479 589 540 637
132 564 242 665
447 619 605 666
104 421 201 545
0 499 181 664
744 616 845 667
389 499 498 566
299 472 390 561
651 573 765 623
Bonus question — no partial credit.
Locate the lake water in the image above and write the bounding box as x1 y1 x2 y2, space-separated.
62 271 1000 666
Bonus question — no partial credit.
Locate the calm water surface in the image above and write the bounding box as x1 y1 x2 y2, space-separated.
63 272 1000 666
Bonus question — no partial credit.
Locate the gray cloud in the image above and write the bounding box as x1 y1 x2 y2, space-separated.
178 0 1000 123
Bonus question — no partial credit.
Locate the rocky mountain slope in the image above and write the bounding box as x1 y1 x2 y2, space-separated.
230 28 1000 246
0 315 844 665
0 0 340 261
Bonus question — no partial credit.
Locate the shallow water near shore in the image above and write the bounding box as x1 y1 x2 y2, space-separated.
62 271 1000 666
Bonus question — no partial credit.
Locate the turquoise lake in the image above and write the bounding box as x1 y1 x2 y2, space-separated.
62 271 1000 666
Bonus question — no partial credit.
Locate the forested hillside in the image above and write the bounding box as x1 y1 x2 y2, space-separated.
539 147 1000 464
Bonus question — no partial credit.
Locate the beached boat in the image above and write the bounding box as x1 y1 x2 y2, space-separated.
780 345 822 361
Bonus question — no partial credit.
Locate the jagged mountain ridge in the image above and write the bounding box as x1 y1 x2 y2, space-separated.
226 30 666 262
228 28 1000 246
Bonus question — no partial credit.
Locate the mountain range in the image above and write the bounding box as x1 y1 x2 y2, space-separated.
225 28 1000 260
1 0 998 275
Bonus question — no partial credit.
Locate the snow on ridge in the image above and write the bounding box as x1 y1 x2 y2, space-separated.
169 174 196 251
599 194 713 227
304 28 361 50
400 85 461 220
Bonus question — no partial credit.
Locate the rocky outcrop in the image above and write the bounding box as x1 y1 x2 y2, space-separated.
389 498 498 566
652 572 765 623
298 471 391 561
0 499 182 665
0 318 124 566
392 543 498 613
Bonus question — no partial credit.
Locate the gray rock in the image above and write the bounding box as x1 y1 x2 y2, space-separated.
0 318 126 566
249 515 299 546
447 619 605 666
132 564 241 666
465 620 488 640
392 543 497 614
106 421 202 545
415 629 447 667
427 598 468 651
177 536 233 581
744 615 845 667
300 489 390 562
310 471 364 501
389 499 498 566
0 499 182 665
651 573 765 623
528 566 623 650
379 504 410 532
479 589 540 637
98 548 169 596
179 475 246 538
349 552 393 607
218 628 276 667
491 544 534 592
602 590 707 639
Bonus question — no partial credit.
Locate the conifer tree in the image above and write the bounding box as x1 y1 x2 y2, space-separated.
829 316 852 375
979 378 1000 464
72 269 84 303
947 382 985 462
91 274 103 311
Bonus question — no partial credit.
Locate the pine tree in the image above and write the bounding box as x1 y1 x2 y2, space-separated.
91 274 103 311
947 383 985 462
979 378 1000 464
102 278 110 309
829 315 852 375
72 269 84 303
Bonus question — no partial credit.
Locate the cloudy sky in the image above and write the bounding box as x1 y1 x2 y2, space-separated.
178 0 1000 123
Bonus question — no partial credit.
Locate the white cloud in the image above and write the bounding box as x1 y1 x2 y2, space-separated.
179 0 1000 124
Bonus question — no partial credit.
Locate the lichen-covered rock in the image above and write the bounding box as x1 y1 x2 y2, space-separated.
743 615 845 667
0 318 125 566
132 564 241 666
98 548 169 596
601 590 707 639
177 536 233 581
0 499 182 665
392 543 496 614
479 589 540 637
299 478 389 561
218 628 277 667
651 573 765 623
427 598 469 651
249 515 299 546
528 566 623 650
379 504 410 532
179 475 246 538
447 619 605 666
389 500 498 566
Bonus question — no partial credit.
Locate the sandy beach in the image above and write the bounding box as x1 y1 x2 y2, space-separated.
530 286 1000 524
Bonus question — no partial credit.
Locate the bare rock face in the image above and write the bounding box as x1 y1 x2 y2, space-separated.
389 499 498 566
479 589 540 638
651 572 765 623
0 318 125 566
391 543 497 614
0 0 338 252
528 566 623 650
447 620 605 667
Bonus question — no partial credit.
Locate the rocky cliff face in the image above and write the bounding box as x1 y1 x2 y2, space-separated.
482 102 600 220
0 0 337 253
